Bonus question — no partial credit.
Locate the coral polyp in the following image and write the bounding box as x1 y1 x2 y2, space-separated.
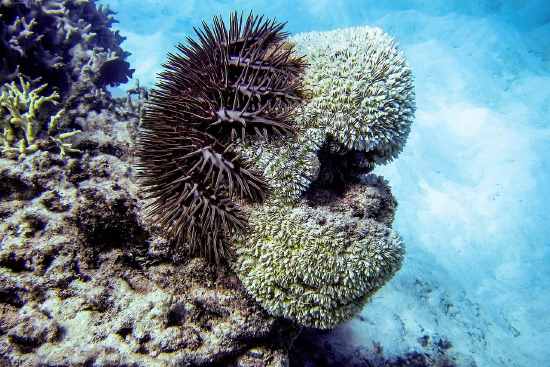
137 12 306 264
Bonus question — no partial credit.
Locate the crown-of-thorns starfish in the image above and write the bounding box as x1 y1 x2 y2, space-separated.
137 11 306 264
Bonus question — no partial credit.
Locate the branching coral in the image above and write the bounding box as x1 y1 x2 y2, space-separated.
0 0 134 161
0 77 80 160
0 0 131 98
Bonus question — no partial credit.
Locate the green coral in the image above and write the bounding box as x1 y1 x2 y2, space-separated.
231 197 404 329
0 77 80 160
235 26 415 205
291 26 415 165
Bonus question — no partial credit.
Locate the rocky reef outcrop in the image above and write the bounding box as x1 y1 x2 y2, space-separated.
0 93 301 366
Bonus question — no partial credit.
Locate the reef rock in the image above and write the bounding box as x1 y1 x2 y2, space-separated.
0 94 300 366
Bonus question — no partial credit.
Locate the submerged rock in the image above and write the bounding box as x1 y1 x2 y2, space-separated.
0 95 300 366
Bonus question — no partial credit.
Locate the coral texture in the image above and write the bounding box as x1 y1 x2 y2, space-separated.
235 26 416 204
230 176 405 329
137 12 306 264
227 26 414 328
236 125 324 204
291 26 416 166
0 0 132 97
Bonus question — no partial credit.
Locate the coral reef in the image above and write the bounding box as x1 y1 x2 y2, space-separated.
1 78 80 160
1 4 416 363
1 7 304 365
230 176 404 329
0 94 299 366
137 12 306 264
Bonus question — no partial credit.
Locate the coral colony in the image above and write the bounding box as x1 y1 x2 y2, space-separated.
232 176 405 329
0 78 80 159
1 2 416 361
0 0 133 159
138 12 415 329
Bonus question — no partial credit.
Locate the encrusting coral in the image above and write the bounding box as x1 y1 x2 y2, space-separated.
0 77 80 160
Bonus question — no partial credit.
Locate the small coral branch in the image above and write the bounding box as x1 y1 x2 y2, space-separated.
51 131 81 157
0 77 80 160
